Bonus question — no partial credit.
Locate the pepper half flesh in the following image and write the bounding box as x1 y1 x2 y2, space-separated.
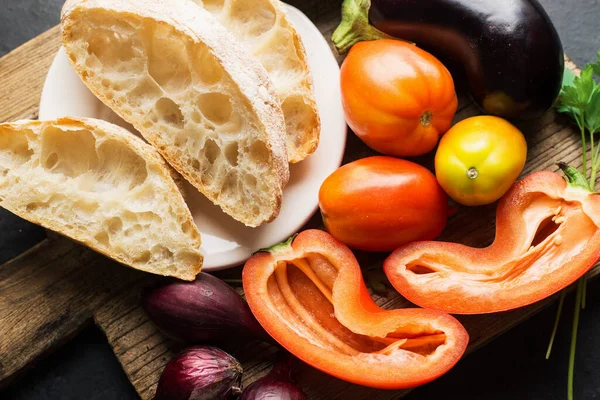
384 171 600 314
243 230 469 389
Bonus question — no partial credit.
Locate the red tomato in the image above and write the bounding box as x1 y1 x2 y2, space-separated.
318 156 448 252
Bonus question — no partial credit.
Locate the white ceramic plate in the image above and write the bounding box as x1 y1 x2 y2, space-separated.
39 4 346 270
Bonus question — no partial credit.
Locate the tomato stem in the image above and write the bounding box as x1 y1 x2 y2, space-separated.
420 110 433 127
466 167 479 180
546 290 566 359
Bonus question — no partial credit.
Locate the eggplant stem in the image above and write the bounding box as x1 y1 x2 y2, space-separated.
546 290 566 359
331 0 395 54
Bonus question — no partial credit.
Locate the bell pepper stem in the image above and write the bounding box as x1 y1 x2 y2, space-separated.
255 234 298 255
558 162 592 192
331 0 395 54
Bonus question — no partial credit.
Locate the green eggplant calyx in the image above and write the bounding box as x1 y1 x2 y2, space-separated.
558 162 592 192
254 234 298 255
331 0 393 54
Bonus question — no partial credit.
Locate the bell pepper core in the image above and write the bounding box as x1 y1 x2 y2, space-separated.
243 230 469 389
384 169 600 314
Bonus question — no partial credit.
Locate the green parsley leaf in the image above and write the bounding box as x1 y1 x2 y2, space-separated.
563 67 576 88
557 87 581 122
559 85 581 108
592 52 600 77
585 86 600 133
575 65 595 108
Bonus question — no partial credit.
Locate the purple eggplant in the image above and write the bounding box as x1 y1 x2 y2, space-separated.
142 272 268 344
332 0 564 120
154 346 242 400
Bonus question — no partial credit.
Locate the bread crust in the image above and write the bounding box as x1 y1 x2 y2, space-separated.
274 0 321 162
267 0 320 162
194 0 321 162
0 118 203 281
62 0 290 227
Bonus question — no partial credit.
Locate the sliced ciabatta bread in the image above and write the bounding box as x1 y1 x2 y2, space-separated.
0 118 202 281
193 0 320 163
61 0 289 227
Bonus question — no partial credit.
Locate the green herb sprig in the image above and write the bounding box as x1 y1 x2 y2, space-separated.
547 53 600 400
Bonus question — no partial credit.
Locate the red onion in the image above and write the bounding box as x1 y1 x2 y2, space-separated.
142 272 267 343
240 354 306 400
154 346 242 400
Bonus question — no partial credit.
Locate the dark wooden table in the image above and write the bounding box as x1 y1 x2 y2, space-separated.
2 1 600 399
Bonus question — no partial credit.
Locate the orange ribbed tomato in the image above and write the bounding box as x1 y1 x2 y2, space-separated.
341 40 458 157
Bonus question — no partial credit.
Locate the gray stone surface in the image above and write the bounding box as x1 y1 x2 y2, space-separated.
0 0 599 399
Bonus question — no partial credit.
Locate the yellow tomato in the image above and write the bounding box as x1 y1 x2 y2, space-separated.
435 116 527 206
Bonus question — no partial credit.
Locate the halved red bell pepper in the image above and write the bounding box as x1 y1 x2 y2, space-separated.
384 169 600 314
242 230 469 389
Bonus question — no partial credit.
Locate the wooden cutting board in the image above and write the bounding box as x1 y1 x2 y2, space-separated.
0 1 595 399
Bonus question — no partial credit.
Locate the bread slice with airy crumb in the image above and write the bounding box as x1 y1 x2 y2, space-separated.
61 0 289 227
193 0 320 163
0 118 202 281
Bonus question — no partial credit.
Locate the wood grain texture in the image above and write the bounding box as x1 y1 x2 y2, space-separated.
0 25 61 122
0 237 152 388
0 1 597 399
